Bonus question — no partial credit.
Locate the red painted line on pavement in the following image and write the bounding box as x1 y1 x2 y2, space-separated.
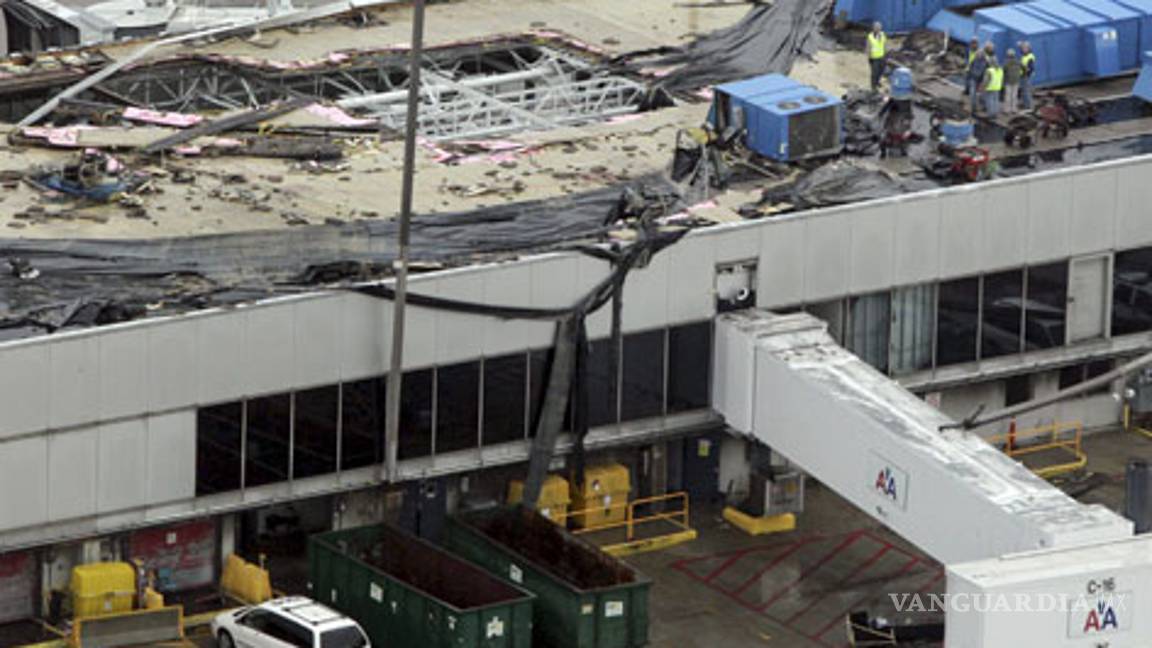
785 544 894 625
811 556 922 641
730 536 821 596
915 567 947 594
756 531 866 611
702 550 752 583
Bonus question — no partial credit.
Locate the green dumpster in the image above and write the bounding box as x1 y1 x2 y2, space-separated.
445 506 651 648
309 522 534 648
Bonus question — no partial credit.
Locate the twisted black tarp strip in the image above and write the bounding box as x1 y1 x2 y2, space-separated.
612 0 833 93
353 227 687 503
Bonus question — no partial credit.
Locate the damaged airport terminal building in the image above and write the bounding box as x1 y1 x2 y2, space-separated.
3 0 1152 645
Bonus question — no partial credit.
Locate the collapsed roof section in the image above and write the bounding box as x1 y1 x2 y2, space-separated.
88 39 650 139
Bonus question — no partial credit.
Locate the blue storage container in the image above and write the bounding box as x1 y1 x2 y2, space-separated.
1112 0 1152 54
1026 0 1123 73
835 0 947 32
972 0 1138 85
709 74 843 162
1065 0 1140 69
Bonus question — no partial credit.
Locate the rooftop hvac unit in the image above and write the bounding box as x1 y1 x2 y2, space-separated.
708 74 843 163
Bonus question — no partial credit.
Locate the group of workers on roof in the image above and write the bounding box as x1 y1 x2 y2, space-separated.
865 23 1038 119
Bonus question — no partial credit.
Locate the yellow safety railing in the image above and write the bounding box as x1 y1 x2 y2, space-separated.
1124 404 1152 441
988 420 1087 479
557 492 695 556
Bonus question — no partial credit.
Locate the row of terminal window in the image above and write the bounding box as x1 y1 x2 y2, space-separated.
195 321 711 495
799 248 1152 375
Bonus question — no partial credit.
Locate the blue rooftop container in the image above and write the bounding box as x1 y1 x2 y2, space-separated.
834 0 947 33
709 74 843 162
1065 0 1141 69
975 4 1070 84
1111 0 1152 53
973 0 1138 84
1025 0 1125 74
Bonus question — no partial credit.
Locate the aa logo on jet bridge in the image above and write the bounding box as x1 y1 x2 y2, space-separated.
868 452 909 511
1067 594 1130 638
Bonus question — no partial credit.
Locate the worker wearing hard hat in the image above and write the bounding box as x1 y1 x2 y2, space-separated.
867 22 888 92
982 54 1004 118
964 37 981 98
1019 41 1037 110
966 40 990 114
1003 49 1023 114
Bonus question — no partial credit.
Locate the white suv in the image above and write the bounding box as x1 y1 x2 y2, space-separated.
212 597 370 648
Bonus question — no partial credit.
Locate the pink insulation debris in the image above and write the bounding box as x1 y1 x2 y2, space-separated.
123 107 204 128
303 103 376 127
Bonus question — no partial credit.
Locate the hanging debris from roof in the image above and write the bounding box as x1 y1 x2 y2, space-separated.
618 0 834 92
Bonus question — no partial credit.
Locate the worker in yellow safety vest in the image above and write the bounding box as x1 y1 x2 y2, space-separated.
981 54 1004 118
866 22 888 92
1019 41 1037 110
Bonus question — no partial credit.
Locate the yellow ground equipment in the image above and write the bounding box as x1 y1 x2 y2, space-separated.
723 508 797 536
70 563 137 620
508 474 571 524
560 492 697 557
220 554 273 605
67 561 181 647
988 420 1087 479
569 463 631 529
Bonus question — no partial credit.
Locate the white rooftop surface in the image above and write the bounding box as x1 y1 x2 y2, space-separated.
950 534 1152 589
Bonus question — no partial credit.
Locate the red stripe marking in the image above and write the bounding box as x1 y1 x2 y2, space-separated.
915 567 946 595
811 556 922 640
785 544 893 625
729 536 823 596
755 531 866 610
702 550 752 583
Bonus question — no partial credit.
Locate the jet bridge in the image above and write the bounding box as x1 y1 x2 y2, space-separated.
713 311 1152 645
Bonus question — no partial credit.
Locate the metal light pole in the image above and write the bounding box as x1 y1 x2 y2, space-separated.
384 0 426 482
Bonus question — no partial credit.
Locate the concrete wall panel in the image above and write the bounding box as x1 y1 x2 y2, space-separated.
1025 176 1072 264
892 199 940 285
294 296 343 388
937 191 985 277
0 437 48 530
668 233 717 320
0 343 50 437
434 272 486 364
97 420 148 512
147 412 196 504
530 256 581 309
980 184 1028 271
580 254 613 339
1115 163 1152 248
402 276 439 368
49 337 100 430
147 319 197 411
98 329 148 421
197 313 246 405
1070 168 1117 255
481 263 551 354
623 250 670 332
243 303 296 396
803 216 850 301
47 429 97 520
849 205 894 293
339 292 387 382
